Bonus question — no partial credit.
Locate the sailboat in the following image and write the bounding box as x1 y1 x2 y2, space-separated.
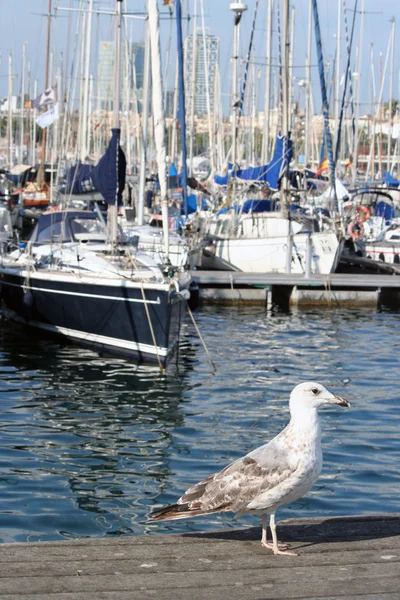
200 1 339 275
0 0 191 366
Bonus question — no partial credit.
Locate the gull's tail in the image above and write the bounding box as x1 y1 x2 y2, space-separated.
151 502 230 522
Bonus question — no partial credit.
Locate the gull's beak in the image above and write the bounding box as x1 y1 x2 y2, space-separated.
328 394 350 408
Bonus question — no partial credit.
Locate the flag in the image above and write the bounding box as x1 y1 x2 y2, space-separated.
344 157 353 168
31 87 57 109
36 103 59 128
315 157 328 176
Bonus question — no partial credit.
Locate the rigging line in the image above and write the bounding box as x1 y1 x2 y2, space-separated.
343 0 356 146
237 0 259 121
312 0 337 210
335 0 358 165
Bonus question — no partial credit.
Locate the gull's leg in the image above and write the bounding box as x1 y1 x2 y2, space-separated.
260 513 289 551
260 514 271 549
270 513 297 556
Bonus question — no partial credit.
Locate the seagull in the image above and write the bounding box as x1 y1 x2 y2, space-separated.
151 382 350 556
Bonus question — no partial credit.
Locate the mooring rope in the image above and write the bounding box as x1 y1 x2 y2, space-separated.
186 301 216 372
141 282 163 372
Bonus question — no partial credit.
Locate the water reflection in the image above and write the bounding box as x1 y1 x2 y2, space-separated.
0 321 194 542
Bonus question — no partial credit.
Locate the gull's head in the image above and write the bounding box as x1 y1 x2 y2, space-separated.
290 381 350 412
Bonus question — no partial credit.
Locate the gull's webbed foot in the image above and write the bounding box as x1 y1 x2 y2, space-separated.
273 547 297 556
261 541 289 551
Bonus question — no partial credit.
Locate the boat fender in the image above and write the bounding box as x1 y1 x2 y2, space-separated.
21 290 34 319
347 220 364 239
22 290 34 307
356 205 370 222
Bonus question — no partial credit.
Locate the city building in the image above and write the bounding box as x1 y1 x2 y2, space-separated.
97 41 145 110
184 29 219 116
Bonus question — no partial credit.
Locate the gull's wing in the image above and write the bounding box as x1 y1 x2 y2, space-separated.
151 435 296 521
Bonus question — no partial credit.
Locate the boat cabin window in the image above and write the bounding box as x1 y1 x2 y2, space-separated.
70 218 106 241
220 219 230 234
149 217 163 228
35 221 67 243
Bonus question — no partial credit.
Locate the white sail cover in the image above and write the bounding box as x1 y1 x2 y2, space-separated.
148 0 169 258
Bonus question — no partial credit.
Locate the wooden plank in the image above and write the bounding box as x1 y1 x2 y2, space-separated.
0 516 399 600
0 566 399 599
0 515 400 565
0 596 398 600
0 547 399 579
0 596 397 600
0 562 399 595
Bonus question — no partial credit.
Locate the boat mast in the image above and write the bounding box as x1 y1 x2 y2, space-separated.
387 17 395 173
32 79 38 164
229 2 247 199
109 0 123 247
148 0 169 260
7 53 13 168
280 0 289 219
263 0 273 163
80 0 94 163
170 59 179 165
352 0 364 186
137 16 150 226
304 0 312 169
200 0 214 178
188 0 197 176
20 42 26 164
334 0 341 149
176 0 189 218
38 0 52 187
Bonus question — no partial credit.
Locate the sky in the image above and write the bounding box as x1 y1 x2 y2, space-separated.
0 0 399 115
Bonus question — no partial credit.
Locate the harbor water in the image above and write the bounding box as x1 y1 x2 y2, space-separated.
0 305 399 543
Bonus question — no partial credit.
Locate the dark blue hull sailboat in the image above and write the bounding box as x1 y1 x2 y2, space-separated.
0 208 190 365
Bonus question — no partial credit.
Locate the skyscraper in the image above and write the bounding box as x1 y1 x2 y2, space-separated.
98 41 145 110
184 30 220 116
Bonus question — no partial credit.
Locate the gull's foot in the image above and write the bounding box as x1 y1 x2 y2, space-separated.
261 541 289 551
273 547 297 556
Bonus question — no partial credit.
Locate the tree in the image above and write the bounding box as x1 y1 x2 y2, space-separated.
384 99 399 119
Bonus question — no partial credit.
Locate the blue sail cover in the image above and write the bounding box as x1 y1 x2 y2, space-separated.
180 194 209 215
213 134 293 189
64 164 96 195
169 163 178 176
91 128 126 205
385 171 400 188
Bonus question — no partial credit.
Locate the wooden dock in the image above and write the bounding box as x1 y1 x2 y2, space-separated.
1 514 399 599
191 271 400 306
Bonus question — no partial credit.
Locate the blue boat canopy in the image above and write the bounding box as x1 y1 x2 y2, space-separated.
385 171 400 188
214 134 293 190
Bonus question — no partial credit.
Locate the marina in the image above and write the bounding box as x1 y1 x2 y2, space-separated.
0 1 400 597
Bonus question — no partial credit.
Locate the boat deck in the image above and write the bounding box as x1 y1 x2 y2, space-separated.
1 514 399 600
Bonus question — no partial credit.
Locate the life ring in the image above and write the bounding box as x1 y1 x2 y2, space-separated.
348 220 364 239
356 205 370 222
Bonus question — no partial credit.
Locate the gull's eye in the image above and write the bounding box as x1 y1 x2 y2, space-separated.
311 388 319 395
